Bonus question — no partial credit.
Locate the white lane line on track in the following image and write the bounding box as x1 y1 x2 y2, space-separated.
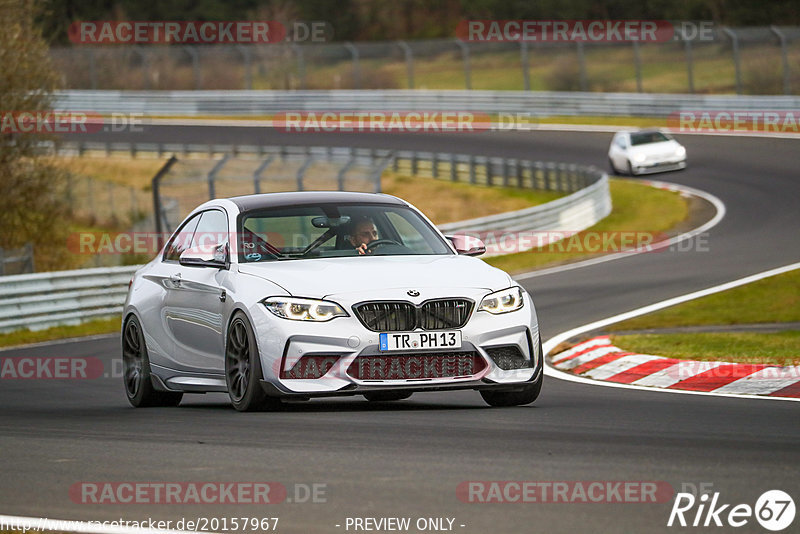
542 261 800 402
514 179 726 280
0 514 214 534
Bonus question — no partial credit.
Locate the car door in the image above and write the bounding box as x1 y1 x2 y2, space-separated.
163 208 230 373
609 133 629 169
138 211 201 371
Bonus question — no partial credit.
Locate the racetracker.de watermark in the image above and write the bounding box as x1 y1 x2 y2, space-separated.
457 481 674 503
457 20 714 42
0 357 105 380
0 111 143 134
68 20 331 44
668 111 800 134
274 111 493 133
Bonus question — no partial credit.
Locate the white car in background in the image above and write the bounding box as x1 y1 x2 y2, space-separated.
608 129 687 175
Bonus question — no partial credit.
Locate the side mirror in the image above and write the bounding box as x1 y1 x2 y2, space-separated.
179 243 229 269
447 234 486 257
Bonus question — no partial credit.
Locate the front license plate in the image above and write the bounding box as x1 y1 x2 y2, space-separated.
379 331 462 351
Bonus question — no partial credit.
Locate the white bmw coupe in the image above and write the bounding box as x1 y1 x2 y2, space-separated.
122 192 542 410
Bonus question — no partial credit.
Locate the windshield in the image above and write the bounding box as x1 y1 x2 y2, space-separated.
630 131 671 146
237 203 453 262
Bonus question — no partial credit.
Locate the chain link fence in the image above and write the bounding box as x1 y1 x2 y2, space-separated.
50 27 800 95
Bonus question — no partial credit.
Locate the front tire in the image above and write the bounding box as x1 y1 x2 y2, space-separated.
122 316 183 407
225 312 281 412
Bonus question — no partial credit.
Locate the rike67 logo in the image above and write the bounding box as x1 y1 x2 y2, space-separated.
668 489 795 531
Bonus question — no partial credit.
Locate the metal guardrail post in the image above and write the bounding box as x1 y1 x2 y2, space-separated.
207 154 230 199
502 159 510 187
450 154 458 181
520 41 530 91
344 42 361 89
432 153 439 178
397 41 414 89
576 41 588 91
722 28 742 95
455 40 471 90
770 26 791 95
411 152 418 175
151 156 178 248
253 156 274 194
632 40 643 93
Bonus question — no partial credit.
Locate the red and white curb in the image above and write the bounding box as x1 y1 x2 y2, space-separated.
551 336 800 399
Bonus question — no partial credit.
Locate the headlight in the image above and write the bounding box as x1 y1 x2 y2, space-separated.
632 153 646 163
675 146 686 158
479 287 524 314
263 297 348 322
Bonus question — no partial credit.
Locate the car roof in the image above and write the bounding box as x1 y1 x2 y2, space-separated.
227 191 407 212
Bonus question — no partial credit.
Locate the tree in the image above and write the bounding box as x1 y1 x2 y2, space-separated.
0 0 70 271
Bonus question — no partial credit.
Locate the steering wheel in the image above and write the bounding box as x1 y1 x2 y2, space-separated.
365 239 402 253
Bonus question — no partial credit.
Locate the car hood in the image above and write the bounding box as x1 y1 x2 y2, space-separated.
628 140 682 156
237 255 512 298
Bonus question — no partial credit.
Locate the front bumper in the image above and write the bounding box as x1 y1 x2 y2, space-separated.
632 158 687 175
249 294 540 398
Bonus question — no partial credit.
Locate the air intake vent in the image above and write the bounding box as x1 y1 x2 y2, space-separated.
485 345 530 370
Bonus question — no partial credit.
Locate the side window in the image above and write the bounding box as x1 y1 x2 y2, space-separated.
163 213 201 262
191 210 229 249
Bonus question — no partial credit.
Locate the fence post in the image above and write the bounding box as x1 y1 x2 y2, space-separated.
337 153 356 190
432 153 439 178
632 40 643 93
576 41 588 91
397 41 414 89
207 154 229 200
296 154 314 191
455 40 471 90
770 26 791 95
450 154 458 181
344 42 361 89
86 48 97 89
25 242 34 273
372 153 394 193
292 44 306 89
520 41 530 91
722 28 742 95
680 29 695 94
185 46 201 89
253 156 274 194
237 45 253 90
151 155 178 248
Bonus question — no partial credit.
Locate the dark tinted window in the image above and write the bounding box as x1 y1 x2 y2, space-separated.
163 213 201 262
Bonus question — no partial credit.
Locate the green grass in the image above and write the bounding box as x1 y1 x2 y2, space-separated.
610 332 800 367
610 269 800 330
486 178 688 273
0 317 121 348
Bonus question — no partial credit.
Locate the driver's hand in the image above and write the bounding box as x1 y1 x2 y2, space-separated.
356 243 368 255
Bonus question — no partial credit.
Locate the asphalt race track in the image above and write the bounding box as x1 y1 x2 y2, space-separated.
1 126 798 533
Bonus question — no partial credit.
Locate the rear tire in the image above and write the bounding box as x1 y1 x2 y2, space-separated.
122 316 183 407
225 312 282 412
364 391 413 402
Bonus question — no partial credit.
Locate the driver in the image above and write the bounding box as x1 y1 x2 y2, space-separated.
347 216 379 255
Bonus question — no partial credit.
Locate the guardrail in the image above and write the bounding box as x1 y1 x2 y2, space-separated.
2 147 609 333
55 89 800 118
0 265 137 333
